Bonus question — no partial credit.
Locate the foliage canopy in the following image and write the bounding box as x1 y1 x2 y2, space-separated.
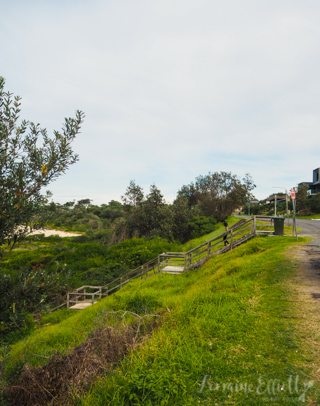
178 171 255 221
0 77 84 259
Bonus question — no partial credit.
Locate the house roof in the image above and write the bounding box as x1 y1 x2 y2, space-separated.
261 195 287 203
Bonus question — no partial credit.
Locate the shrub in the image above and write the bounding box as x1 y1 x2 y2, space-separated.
187 216 217 239
309 193 320 213
0 263 71 343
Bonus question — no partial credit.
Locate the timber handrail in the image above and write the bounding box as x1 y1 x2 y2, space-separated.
183 217 256 269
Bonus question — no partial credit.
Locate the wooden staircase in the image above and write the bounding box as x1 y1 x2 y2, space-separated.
48 216 275 312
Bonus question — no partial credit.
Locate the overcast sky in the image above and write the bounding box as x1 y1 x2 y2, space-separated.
1 0 319 204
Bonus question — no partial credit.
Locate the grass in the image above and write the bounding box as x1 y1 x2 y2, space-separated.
3 234 319 405
181 216 240 251
77 236 315 406
0 235 181 288
296 214 320 219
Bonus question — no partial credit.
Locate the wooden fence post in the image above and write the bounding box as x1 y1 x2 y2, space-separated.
120 277 123 289
67 293 70 309
230 230 233 249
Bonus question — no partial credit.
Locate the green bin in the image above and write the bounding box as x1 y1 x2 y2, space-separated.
273 217 285 236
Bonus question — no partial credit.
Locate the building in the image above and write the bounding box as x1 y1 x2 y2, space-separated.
298 168 320 194
260 195 286 205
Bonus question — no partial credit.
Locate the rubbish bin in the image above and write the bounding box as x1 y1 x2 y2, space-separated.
273 217 285 236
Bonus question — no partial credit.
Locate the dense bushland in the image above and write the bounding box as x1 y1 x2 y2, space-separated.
45 172 254 244
46 199 124 233
45 190 219 244
0 234 180 343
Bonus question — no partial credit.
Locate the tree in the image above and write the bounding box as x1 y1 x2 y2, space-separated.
121 180 144 210
142 184 173 239
63 201 75 209
171 195 191 243
108 200 122 207
120 182 174 241
121 181 145 238
309 193 320 214
296 183 310 212
187 216 217 239
177 183 198 208
178 171 255 221
76 198 92 210
0 77 84 259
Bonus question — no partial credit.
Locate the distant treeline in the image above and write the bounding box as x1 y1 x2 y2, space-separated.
46 171 255 244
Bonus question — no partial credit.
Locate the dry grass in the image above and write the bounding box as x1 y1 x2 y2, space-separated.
5 312 160 406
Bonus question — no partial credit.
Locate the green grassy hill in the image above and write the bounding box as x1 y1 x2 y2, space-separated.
2 234 319 405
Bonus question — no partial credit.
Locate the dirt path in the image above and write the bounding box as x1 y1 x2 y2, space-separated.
290 235 320 404
295 243 320 302
292 217 320 303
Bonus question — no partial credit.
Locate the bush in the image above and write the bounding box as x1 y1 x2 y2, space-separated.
243 203 262 215
187 216 217 239
0 263 71 343
73 229 112 244
309 193 320 214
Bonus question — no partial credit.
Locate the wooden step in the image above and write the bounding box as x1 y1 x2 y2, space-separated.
69 300 97 310
162 266 185 274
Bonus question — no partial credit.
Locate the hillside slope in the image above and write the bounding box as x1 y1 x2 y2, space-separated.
2 235 319 405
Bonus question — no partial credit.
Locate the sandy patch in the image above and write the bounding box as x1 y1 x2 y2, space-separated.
29 229 82 238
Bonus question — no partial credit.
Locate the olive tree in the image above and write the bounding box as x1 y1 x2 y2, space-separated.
0 77 84 259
